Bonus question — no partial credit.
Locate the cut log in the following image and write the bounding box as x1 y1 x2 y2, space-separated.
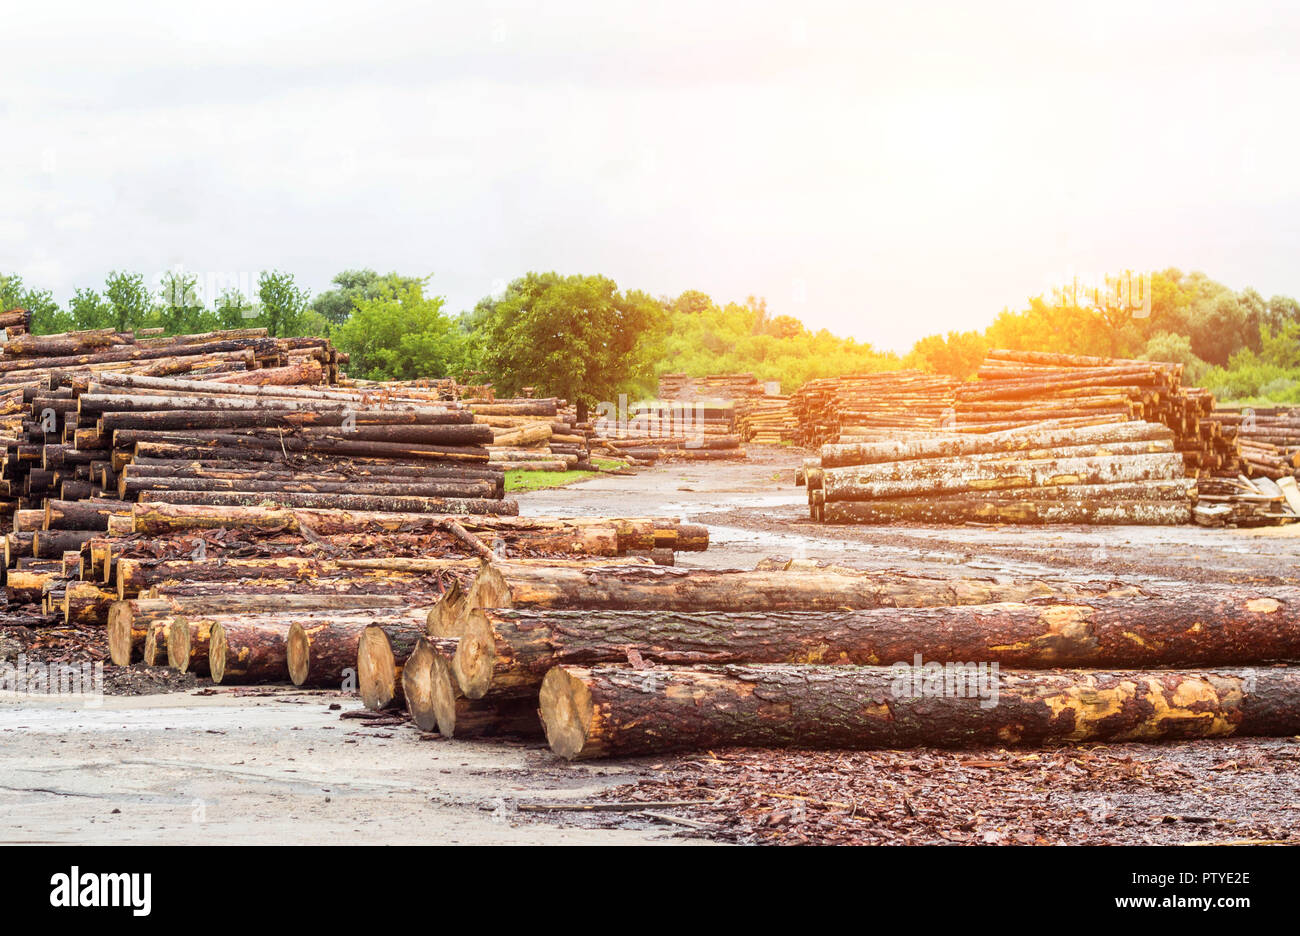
456 592 1300 699
459 562 1131 622
357 622 424 710
167 617 220 676
106 594 411 667
540 664 1300 759
286 610 427 688
208 620 291 684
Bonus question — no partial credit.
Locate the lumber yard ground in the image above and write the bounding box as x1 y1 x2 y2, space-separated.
2 446 1298 845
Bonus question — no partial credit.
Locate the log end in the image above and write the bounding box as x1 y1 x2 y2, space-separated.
357 624 397 710
286 620 310 687
427 586 465 639
451 609 495 700
208 623 228 684
166 617 191 672
430 653 462 738
106 601 134 667
401 637 439 732
539 666 594 760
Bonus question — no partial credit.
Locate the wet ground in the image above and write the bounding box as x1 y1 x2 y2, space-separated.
2 445 1298 844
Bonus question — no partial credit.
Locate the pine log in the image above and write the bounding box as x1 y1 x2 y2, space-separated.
540 664 1300 759
357 622 424 710
107 594 412 666
286 610 428 688
822 499 1192 525
208 620 292 684
457 592 1300 699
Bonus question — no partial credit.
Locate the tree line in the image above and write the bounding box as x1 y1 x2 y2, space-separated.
3 266 1299 406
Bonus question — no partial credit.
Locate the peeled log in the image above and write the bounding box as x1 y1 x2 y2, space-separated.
822 453 1185 501
820 420 1174 468
822 499 1192 525
457 593 1300 699
357 622 424 710
540 664 1300 759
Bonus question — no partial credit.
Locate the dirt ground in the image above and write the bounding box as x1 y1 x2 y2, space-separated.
2 446 1298 845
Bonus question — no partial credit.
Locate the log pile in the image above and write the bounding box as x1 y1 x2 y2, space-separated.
962 351 1233 475
789 372 960 447
368 557 1300 758
800 420 1195 524
735 396 797 444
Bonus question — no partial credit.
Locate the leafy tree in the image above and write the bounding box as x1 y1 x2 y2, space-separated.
215 288 258 329
904 330 990 380
257 270 311 337
156 270 217 335
333 277 464 380
0 273 69 333
477 272 666 417
311 270 425 327
103 271 153 332
68 288 114 330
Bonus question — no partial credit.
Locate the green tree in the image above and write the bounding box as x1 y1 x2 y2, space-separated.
311 270 425 327
156 270 217 335
215 288 257 329
333 277 464 380
68 288 114 330
0 273 69 333
477 272 666 417
257 270 312 337
103 271 153 332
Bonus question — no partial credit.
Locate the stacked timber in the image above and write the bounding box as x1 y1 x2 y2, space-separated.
789 372 960 447
735 396 797 444
387 557 1300 757
657 373 767 403
464 396 596 472
962 351 1235 475
801 420 1195 524
1213 406 1300 479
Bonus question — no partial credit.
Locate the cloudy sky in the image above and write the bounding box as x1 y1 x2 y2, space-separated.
2 0 1298 351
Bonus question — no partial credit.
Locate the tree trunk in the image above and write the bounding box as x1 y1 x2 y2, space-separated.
456 592 1300 700
208 620 292 684
540 664 1300 759
286 611 428 688
460 562 1130 621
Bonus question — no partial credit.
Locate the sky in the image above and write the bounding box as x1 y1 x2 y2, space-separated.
2 0 1299 352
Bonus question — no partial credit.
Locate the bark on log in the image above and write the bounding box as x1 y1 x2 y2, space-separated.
137 489 517 516
457 593 1300 699
208 620 292 684
286 610 428 688
459 562 1130 623
540 664 1300 759
107 594 412 667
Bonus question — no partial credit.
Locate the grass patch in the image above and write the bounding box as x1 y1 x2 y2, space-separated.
504 456 631 492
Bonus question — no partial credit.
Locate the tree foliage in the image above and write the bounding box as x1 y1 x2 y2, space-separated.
475 272 665 410
332 277 466 380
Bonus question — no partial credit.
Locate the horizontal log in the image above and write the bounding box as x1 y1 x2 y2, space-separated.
540 664 1300 759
